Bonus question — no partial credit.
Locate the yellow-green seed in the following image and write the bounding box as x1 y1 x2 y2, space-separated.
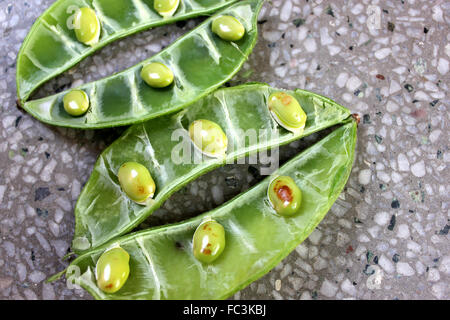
267 176 302 217
154 0 180 18
268 92 307 133
96 247 130 294
211 15 245 41
140 62 174 88
193 220 226 263
63 90 90 116
118 162 156 203
188 119 228 158
73 7 101 46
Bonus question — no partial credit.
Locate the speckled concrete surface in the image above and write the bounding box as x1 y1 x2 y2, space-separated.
0 0 449 300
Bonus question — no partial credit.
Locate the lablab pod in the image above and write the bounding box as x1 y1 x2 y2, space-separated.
193 219 226 263
268 176 302 217
140 62 174 88
73 7 101 46
268 92 307 134
154 0 181 18
96 246 130 293
212 15 245 41
118 162 156 204
63 90 90 116
189 119 228 158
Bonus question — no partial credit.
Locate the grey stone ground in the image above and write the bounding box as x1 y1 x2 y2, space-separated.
0 0 449 299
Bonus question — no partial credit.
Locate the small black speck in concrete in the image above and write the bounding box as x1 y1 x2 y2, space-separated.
387 22 395 32
404 83 414 92
366 251 373 263
15 116 22 128
292 18 305 27
35 187 50 201
31 250 35 261
36 208 49 218
424 27 429 34
363 264 375 275
438 224 449 235
257 19 268 25
44 152 50 159
392 254 400 263
375 135 383 144
363 114 371 124
175 20 186 28
391 199 400 209
326 5 335 17
373 256 379 264
430 99 439 107
388 215 396 230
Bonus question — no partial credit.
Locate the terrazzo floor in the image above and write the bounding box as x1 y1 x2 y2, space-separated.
0 0 449 300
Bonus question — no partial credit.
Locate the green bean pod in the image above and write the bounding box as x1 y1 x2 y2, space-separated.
55 120 357 299
70 83 351 253
16 0 240 103
18 0 263 129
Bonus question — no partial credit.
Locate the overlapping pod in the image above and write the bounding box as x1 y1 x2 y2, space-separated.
16 0 240 103
54 121 357 299
18 0 263 129
70 83 351 253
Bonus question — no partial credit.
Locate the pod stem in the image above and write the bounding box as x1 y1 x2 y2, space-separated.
46 268 67 283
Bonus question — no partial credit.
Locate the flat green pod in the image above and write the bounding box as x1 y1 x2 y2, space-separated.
18 0 263 128
16 0 240 103
70 83 351 254
54 120 357 299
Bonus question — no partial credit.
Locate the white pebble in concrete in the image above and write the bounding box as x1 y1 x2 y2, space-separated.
396 262 415 276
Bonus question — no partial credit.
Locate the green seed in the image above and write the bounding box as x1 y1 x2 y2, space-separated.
212 15 245 41
189 119 228 158
73 7 101 46
268 92 307 133
140 62 174 88
63 90 90 116
267 176 302 217
118 162 156 203
96 247 130 294
154 0 180 18
193 220 226 263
